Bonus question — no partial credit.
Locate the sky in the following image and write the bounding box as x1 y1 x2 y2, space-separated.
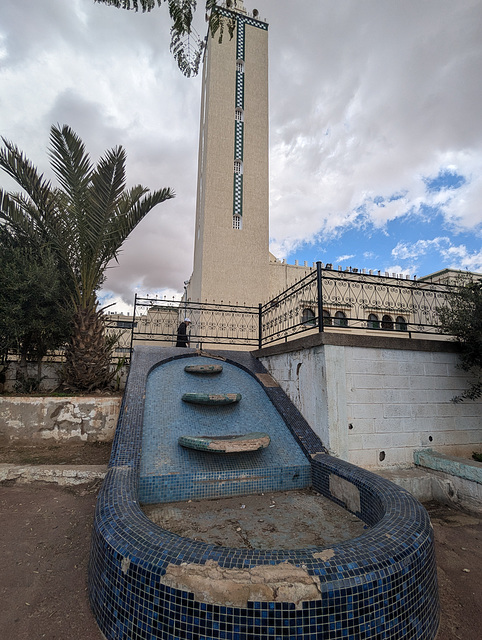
1 0 481 313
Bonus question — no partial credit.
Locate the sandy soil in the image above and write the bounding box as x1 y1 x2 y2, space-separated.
427 501 482 640
0 482 104 640
142 489 367 549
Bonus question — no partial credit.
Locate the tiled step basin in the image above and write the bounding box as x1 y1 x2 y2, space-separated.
139 356 311 503
89 348 439 640
91 455 439 640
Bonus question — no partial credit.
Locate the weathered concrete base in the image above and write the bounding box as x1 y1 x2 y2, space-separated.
256 333 482 469
0 396 121 443
0 463 107 486
414 448 482 483
162 560 322 609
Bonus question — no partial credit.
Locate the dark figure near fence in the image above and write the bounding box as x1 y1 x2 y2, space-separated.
176 318 191 347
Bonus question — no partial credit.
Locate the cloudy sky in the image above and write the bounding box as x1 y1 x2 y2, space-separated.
1 0 481 312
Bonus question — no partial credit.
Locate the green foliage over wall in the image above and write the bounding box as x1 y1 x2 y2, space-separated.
438 278 482 402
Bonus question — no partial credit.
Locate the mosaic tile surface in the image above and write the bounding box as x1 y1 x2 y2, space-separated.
139 356 311 503
89 346 440 640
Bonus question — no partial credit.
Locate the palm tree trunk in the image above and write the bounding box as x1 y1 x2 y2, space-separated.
63 305 114 391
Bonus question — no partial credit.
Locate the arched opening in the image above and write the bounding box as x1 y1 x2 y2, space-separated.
367 313 379 329
381 315 393 330
334 311 348 327
301 308 316 326
395 316 407 331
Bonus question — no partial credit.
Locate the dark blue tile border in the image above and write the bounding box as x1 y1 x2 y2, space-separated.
89 346 439 639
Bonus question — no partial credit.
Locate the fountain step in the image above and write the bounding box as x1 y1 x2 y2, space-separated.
184 364 223 374
178 432 270 453
182 392 241 405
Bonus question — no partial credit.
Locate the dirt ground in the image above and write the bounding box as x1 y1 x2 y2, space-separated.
0 441 112 466
0 443 481 639
0 481 104 640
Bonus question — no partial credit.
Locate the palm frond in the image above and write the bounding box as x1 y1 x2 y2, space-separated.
93 1 223 76
0 190 46 244
102 185 174 263
168 0 196 35
86 145 127 246
0 138 54 212
48 124 93 208
170 29 204 77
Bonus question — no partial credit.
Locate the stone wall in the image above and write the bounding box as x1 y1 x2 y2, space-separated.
255 333 482 470
0 396 122 443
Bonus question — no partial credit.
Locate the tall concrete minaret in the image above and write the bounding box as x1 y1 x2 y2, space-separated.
187 0 269 306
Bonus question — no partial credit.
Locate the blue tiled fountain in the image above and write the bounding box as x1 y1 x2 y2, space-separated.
89 346 440 639
140 356 311 504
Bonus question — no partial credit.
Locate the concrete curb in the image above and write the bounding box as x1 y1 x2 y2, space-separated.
0 463 107 486
414 448 482 484
377 458 482 515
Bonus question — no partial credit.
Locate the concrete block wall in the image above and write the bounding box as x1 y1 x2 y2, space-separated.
256 333 482 470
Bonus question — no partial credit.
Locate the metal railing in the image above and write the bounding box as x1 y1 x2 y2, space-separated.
260 262 453 346
130 295 259 351
126 264 453 354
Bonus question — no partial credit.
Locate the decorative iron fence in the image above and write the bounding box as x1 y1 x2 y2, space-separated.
126 265 454 354
130 295 260 351
259 263 453 347
260 269 319 346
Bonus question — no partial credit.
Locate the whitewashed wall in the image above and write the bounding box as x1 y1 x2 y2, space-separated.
0 396 122 443
258 336 482 469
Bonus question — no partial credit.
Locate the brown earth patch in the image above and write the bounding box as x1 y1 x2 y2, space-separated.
0 441 112 466
425 501 482 640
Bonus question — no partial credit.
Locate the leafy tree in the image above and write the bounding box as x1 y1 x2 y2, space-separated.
94 0 237 77
0 124 174 391
0 240 73 391
438 278 482 402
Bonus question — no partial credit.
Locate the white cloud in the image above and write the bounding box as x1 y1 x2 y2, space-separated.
384 265 414 278
391 238 451 261
391 237 482 273
263 0 482 251
336 254 355 263
440 245 482 272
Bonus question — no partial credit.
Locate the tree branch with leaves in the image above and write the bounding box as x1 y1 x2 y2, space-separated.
438 277 482 402
94 0 236 76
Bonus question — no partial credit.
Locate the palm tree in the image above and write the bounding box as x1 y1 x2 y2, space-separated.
0 124 174 390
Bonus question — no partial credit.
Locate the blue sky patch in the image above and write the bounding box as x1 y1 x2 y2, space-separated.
424 170 466 193
285 211 480 278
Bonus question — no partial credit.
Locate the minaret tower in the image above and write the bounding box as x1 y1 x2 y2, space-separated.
187 0 269 306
